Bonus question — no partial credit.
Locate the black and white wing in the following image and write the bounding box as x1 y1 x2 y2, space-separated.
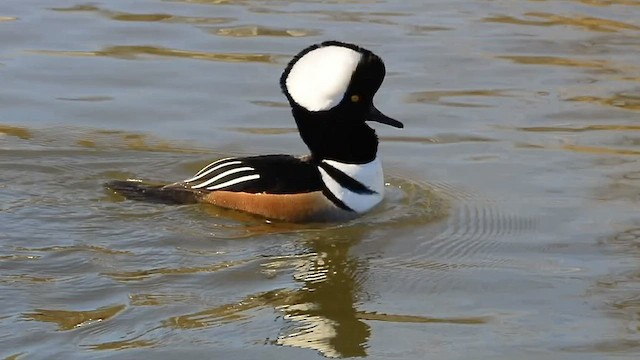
181 157 261 191
178 155 324 194
106 155 325 205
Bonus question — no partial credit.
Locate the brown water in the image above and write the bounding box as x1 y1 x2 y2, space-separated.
1 0 640 359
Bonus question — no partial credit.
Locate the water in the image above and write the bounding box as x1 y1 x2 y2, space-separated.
1 0 640 358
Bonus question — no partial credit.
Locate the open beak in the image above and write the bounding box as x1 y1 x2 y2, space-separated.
367 106 404 128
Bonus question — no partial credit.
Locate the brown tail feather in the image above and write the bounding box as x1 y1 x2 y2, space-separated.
105 180 200 205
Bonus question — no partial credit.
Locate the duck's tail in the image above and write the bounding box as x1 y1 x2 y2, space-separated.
105 180 200 205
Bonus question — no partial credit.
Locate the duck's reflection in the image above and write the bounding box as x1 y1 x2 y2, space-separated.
163 228 370 357
275 233 370 358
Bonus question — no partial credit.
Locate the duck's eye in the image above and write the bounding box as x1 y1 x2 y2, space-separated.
350 94 360 102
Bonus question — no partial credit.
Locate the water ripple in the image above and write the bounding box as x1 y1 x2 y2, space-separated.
50 4 234 25
356 311 491 324
568 92 640 111
370 179 540 294
163 288 295 330
0 125 32 140
30 46 286 64
103 259 253 282
484 12 640 32
572 0 640 6
23 304 126 331
84 338 157 351
210 25 321 37
406 89 513 108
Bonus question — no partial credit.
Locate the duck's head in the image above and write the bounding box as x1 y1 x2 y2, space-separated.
280 41 403 164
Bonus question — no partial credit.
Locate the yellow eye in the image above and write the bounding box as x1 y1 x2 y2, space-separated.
350 94 360 102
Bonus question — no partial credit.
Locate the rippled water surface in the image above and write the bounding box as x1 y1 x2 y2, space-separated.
2 0 640 359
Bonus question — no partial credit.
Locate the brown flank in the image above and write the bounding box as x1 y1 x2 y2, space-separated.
202 190 346 222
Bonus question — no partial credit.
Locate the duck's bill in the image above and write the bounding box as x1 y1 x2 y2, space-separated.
367 106 404 128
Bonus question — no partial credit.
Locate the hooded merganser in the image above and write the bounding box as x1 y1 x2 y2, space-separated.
106 40 403 222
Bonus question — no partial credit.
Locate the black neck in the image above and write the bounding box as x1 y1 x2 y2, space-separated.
292 106 379 164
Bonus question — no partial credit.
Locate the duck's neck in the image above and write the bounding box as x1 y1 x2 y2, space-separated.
292 107 379 164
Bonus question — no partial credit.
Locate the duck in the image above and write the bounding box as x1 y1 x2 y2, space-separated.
106 40 403 222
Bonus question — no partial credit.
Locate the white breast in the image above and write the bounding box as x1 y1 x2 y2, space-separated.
318 158 384 213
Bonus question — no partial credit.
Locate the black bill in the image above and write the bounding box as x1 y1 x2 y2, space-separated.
367 105 404 128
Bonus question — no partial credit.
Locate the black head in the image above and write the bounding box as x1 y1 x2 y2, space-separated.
280 41 403 164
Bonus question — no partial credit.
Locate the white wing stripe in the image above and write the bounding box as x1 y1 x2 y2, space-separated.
193 157 233 177
207 174 261 190
185 161 243 183
191 166 255 189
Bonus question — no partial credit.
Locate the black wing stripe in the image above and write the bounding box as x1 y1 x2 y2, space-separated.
317 162 376 195
322 188 354 212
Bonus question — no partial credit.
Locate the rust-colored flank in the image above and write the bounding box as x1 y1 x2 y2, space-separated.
203 190 345 222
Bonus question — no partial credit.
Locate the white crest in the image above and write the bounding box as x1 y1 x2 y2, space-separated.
285 46 361 112
318 158 384 213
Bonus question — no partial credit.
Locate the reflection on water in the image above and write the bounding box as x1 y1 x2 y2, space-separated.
274 233 371 358
51 4 235 24
31 46 285 64
272 232 490 357
496 55 616 70
0 125 32 140
406 89 512 108
568 92 640 111
104 259 252 281
517 124 640 132
484 12 640 32
211 25 321 37
50 3 324 39
571 0 640 6
85 338 157 351
23 305 126 331
159 238 369 357
2 0 640 358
